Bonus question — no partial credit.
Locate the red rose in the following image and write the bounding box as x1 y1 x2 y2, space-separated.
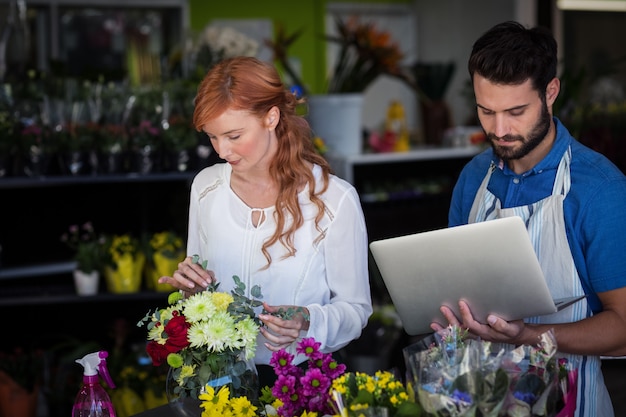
164 315 190 351
146 341 169 366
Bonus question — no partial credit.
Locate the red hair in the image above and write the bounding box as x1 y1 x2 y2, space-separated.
193 57 331 266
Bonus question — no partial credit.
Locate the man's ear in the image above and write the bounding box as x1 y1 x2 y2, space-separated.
546 77 560 107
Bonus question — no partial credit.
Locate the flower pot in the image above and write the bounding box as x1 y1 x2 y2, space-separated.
73 270 100 296
98 150 127 174
165 149 192 172
145 251 183 292
307 93 364 157
420 99 452 146
59 150 90 176
104 253 145 293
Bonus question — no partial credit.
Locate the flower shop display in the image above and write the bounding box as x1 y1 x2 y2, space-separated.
143 230 186 292
267 17 413 157
104 233 145 293
138 257 265 416
403 326 578 417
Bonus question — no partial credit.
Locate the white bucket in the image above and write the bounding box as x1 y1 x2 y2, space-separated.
306 93 364 157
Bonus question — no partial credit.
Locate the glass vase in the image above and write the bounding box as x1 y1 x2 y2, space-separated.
165 351 259 417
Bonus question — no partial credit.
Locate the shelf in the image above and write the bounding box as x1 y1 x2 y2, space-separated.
0 171 199 189
326 146 482 184
0 290 169 307
0 261 76 280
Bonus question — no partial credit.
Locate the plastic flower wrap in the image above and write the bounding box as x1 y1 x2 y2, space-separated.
331 370 422 417
104 233 145 293
143 230 185 292
403 326 577 417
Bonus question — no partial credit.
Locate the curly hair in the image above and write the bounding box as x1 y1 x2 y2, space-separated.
468 21 557 97
192 56 331 266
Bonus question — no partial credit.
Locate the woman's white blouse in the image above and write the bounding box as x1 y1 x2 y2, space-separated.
186 162 372 365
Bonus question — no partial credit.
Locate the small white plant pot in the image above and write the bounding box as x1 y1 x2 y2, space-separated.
73 270 100 296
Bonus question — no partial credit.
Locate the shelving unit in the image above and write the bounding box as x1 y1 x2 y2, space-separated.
326 145 482 241
0 150 221 309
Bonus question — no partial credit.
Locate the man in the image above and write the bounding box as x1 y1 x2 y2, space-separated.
432 21 626 417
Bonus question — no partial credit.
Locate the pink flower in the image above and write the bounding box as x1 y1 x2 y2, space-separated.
322 354 346 379
297 337 323 361
269 350 296 376
300 368 330 397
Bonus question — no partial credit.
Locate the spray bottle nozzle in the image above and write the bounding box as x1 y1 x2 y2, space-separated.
75 350 116 389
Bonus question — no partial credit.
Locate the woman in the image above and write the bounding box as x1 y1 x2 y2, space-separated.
158 56 372 381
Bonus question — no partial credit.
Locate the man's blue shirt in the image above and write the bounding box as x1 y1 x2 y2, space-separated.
449 118 626 313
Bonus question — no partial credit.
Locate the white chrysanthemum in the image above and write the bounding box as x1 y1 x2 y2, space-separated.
182 292 217 323
187 311 237 352
235 317 259 355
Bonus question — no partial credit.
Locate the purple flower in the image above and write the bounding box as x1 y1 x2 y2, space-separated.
272 374 297 402
300 368 331 397
270 350 296 376
297 337 323 361
322 354 346 379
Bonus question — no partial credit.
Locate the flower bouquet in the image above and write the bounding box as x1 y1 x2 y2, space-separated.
331 370 422 417
261 337 347 417
403 326 578 417
138 256 264 415
104 234 145 293
142 231 186 292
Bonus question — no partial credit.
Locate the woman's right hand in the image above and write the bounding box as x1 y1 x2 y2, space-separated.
158 256 215 296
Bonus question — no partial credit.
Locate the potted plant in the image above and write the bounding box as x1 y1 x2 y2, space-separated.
142 230 186 292
60 222 105 295
103 233 145 294
268 17 412 156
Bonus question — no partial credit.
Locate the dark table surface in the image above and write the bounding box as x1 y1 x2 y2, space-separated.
131 404 173 417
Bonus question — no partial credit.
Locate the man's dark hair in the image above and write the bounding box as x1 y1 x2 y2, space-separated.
468 21 557 95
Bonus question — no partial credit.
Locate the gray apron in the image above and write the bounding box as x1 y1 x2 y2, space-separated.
468 147 613 417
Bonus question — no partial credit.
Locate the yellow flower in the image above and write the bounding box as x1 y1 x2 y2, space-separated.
176 364 195 385
230 396 257 417
212 292 234 311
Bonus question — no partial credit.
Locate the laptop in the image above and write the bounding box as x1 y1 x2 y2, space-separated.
369 216 584 335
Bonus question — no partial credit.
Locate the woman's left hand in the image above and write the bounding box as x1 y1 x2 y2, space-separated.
259 302 310 351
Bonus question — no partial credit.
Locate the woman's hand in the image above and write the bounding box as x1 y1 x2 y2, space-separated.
158 256 215 297
259 302 310 351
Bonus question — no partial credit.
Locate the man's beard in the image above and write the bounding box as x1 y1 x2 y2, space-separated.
487 104 551 161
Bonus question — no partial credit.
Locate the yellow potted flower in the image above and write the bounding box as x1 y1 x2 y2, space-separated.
142 230 185 292
104 234 145 293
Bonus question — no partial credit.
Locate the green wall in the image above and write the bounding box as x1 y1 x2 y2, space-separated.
187 0 412 94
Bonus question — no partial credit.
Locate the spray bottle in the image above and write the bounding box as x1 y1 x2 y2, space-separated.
72 350 117 417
